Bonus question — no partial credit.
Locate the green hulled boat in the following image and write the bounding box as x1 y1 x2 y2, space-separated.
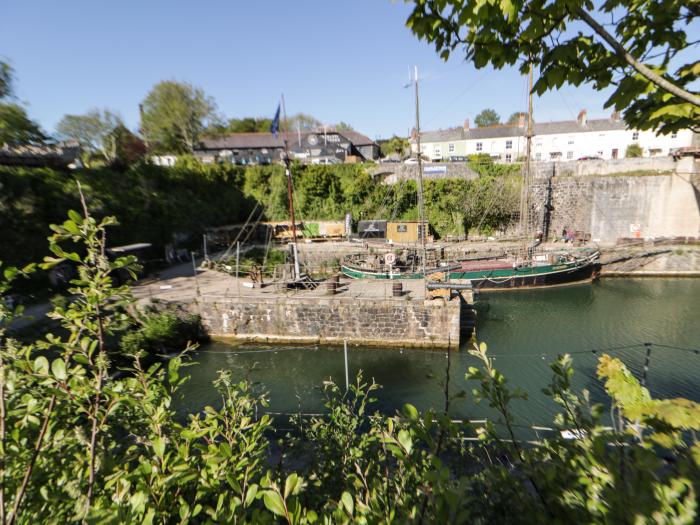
341 249 601 290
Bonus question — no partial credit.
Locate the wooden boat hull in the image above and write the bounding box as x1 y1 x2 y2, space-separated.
459 260 600 291
341 252 601 290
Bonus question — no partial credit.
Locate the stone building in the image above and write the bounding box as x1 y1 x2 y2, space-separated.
194 129 379 165
411 111 696 163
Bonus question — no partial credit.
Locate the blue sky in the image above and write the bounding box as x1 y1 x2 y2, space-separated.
2 0 620 139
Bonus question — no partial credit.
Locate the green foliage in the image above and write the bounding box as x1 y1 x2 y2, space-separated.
120 307 205 358
507 111 527 124
0 60 13 99
140 81 217 153
0 103 46 146
474 108 501 127
55 108 122 165
379 135 410 158
626 142 644 158
2 213 700 523
0 162 255 269
406 0 700 134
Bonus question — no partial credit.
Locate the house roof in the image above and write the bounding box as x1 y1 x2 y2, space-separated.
416 118 630 143
198 130 377 151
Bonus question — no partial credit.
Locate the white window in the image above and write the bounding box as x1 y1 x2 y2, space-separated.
632 131 639 140
434 147 441 156
448 143 455 153
671 132 677 138
568 137 574 145
597 150 604 156
506 140 512 150
567 151 574 159
505 154 512 162
476 142 483 151
536 141 542 149
535 152 542 161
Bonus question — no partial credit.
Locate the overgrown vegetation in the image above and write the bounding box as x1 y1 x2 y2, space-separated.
0 158 520 272
1 209 699 523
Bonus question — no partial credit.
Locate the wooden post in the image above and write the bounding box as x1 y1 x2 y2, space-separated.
344 339 349 392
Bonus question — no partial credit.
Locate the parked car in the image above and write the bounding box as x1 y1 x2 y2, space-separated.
449 155 468 162
310 156 341 165
403 156 429 164
577 156 603 161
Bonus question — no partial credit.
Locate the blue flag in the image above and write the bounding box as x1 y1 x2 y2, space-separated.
270 103 280 137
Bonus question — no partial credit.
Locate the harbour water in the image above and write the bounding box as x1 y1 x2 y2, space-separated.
177 278 700 434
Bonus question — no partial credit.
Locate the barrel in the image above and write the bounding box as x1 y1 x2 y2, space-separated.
325 280 337 295
392 282 403 297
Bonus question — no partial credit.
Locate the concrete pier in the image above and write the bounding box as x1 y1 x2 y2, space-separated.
133 270 468 349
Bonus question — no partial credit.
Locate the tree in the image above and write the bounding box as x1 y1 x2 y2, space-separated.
0 60 13 99
140 81 217 153
625 143 643 158
380 135 410 158
0 62 46 146
406 0 699 134
335 121 354 131
507 112 527 125
288 113 321 131
56 108 122 164
474 108 501 127
0 103 46 145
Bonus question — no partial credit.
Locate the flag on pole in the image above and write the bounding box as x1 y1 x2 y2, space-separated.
270 103 281 137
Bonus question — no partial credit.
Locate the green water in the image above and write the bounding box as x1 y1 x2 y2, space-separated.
177 279 700 434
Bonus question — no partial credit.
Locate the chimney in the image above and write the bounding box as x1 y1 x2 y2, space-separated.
611 110 621 122
577 109 587 126
463 118 470 132
518 113 525 128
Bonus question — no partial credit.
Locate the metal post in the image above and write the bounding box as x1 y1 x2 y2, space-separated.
203 233 208 261
235 242 240 279
641 342 652 387
191 251 200 296
236 241 240 297
344 339 349 392
413 65 427 279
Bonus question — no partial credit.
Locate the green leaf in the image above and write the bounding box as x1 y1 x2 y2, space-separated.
67 209 83 223
51 359 66 381
263 491 286 517
341 492 354 516
403 403 419 421
33 356 49 375
284 473 299 499
152 436 165 459
397 429 413 455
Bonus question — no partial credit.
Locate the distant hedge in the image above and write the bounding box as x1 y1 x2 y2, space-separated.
0 158 520 268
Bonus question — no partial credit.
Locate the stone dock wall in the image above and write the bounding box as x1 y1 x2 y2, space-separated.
197 294 462 349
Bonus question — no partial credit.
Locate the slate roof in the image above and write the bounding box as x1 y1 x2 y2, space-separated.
198 130 376 150
416 118 629 143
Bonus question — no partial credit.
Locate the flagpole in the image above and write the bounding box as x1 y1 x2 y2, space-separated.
280 94 298 276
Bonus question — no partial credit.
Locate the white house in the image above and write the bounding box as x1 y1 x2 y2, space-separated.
412 111 696 163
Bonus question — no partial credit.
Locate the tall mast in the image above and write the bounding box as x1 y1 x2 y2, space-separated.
281 95 298 255
519 65 534 257
413 66 427 277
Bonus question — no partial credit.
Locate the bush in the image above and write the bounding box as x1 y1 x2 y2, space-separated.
120 308 206 357
626 143 644 158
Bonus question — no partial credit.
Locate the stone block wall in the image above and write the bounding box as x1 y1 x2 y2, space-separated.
530 171 700 242
197 295 461 348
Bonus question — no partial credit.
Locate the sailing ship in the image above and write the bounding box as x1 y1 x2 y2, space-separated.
341 66 600 290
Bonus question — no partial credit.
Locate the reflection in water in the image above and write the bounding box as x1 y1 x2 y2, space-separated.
177 279 700 432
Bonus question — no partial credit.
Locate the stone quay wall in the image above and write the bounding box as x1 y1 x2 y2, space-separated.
197 294 462 349
529 166 700 242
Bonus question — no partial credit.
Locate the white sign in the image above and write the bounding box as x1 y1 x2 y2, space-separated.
423 165 447 175
385 253 396 265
